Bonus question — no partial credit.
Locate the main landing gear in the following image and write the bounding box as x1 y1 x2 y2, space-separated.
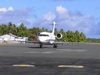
40 44 43 48
53 44 57 48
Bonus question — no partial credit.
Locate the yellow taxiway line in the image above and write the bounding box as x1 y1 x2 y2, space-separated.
12 64 84 68
12 64 35 67
58 65 84 68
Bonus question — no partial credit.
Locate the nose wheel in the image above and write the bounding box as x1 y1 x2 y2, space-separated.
53 44 57 48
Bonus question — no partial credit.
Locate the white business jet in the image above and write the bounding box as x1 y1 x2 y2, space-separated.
25 21 65 48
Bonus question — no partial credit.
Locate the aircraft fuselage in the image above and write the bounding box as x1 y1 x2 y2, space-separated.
38 32 55 45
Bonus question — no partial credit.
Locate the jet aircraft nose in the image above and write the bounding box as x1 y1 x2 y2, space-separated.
38 37 46 42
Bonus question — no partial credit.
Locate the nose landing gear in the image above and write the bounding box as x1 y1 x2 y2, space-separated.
39 44 57 48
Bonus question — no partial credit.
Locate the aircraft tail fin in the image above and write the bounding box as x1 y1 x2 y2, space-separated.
52 21 56 34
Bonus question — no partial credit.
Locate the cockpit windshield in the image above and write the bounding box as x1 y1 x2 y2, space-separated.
38 33 49 36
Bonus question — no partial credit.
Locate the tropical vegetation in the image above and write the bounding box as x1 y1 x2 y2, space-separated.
0 22 86 42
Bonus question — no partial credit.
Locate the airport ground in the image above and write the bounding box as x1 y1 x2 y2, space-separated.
0 43 100 75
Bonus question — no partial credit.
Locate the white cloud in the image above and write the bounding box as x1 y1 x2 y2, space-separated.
0 6 14 12
8 6 14 11
0 6 98 38
55 6 94 34
42 12 56 21
56 5 68 15
0 7 35 28
33 12 55 30
34 5 94 37
0 8 7 12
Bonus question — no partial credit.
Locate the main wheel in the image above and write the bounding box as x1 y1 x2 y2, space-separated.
40 44 43 48
53 44 57 48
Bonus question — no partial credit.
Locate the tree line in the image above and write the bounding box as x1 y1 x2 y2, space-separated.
0 22 86 42
87 38 100 43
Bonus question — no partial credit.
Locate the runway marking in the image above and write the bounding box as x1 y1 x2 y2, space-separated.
58 65 84 68
42 52 53 54
12 64 35 67
24 51 53 54
24 49 87 54
57 49 87 52
24 52 40 53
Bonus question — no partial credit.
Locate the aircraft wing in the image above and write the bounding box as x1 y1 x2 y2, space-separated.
54 42 67 45
17 41 40 44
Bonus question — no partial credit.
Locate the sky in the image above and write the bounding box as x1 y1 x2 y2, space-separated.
0 0 100 38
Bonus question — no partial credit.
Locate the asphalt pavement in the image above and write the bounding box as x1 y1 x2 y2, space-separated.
0 43 100 75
